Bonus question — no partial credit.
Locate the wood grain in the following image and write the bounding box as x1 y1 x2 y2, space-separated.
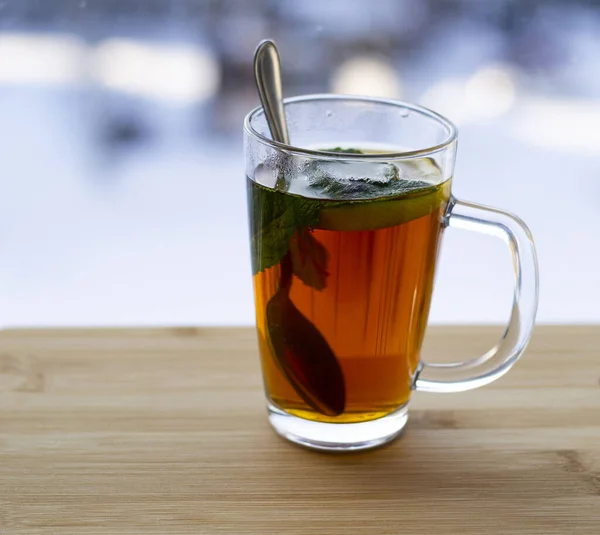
1 326 599 534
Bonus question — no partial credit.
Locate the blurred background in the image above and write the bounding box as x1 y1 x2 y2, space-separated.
0 0 598 327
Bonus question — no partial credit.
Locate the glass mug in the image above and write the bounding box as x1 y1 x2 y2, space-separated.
244 95 538 451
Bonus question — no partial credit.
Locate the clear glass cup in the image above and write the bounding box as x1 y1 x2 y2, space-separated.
244 95 539 452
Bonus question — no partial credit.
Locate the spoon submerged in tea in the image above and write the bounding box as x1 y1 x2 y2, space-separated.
253 39 345 416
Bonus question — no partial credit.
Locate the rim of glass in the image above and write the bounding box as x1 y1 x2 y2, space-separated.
244 94 458 160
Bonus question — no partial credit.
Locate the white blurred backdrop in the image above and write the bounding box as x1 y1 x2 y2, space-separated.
0 0 598 327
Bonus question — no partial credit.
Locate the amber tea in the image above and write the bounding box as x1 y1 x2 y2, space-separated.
249 150 450 424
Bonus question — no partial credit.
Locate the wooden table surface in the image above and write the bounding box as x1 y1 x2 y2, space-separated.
1 326 599 534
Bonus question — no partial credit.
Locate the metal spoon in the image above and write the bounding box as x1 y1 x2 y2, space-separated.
253 39 346 416
253 39 290 145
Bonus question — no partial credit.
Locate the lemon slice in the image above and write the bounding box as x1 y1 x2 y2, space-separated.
317 181 450 232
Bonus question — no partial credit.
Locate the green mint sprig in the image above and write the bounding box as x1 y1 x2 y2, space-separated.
249 147 364 289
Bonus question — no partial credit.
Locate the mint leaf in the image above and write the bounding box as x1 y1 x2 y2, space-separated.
326 147 364 154
249 151 366 286
249 182 322 275
289 229 329 290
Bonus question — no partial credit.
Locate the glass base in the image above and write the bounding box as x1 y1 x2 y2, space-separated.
267 402 409 452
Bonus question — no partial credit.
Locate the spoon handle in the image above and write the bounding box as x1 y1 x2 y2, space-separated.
253 39 290 145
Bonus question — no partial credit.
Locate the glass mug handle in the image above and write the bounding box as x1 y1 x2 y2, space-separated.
413 198 539 393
